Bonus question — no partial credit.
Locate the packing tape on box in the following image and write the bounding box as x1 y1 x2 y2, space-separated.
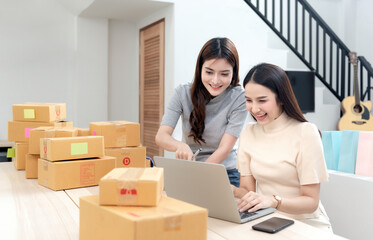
116 168 145 205
110 121 127 146
55 105 61 120
120 148 131 155
42 139 48 158
55 121 69 128
43 160 48 171
45 129 56 138
162 208 182 231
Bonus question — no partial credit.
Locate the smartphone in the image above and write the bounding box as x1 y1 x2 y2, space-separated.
252 217 294 233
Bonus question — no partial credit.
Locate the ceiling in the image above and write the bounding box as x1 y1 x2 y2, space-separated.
79 0 172 21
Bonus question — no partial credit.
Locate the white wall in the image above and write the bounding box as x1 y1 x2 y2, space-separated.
108 20 138 122
0 0 75 140
74 17 109 128
308 0 373 64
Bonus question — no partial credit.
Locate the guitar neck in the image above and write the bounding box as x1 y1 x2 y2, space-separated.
353 64 360 105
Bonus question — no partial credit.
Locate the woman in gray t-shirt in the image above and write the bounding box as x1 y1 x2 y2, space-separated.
155 37 248 187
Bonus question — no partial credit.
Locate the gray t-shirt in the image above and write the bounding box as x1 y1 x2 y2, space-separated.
161 83 248 169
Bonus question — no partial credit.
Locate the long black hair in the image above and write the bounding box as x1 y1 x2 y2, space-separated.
243 63 307 123
189 37 240 144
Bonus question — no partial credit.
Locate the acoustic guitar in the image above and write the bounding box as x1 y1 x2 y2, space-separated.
338 52 373 131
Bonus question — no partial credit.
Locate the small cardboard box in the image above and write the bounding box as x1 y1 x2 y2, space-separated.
29 127 79 154
40 136 104 161
77 128 90 136
99 168 163 206
105 146 146 168
38 156 115 190
80 195 208 240
8 121 73 142
29 127 55 154
13 142 29 170
13 103 66 122
25 154 39 179
90 121 140 147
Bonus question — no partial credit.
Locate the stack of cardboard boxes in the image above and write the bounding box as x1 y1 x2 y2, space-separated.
27 127 82 178
38 135 116 190
7 103 72 171
80 167 208 240
89 121 151 168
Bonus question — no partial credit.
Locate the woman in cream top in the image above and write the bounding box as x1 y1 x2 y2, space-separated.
234 63 332 231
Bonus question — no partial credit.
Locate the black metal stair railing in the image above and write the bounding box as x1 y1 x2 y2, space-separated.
244 0 373 102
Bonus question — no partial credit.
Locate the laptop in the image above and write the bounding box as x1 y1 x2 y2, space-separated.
154 156 275 224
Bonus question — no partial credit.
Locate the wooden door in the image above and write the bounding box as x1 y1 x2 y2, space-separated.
139 19 164 159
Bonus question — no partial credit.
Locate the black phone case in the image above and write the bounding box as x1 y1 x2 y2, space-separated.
252 217 294 233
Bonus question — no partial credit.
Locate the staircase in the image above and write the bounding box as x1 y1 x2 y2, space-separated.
243 0 373 103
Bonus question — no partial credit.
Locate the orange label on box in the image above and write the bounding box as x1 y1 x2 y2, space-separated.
81 162 95 185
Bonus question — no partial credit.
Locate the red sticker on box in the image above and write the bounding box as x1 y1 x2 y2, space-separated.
92 130 96 136
24 128 32 138
122 157 131 165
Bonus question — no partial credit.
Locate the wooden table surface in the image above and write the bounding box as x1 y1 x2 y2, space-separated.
1 162 347 240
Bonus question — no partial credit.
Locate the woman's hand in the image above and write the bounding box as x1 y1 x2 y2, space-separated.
237 191 275 212
175 142 194 160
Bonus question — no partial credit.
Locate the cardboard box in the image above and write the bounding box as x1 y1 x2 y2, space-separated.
8 121 73 142
99 168 163 206
80 195 208 240
25 154 39 179
13 142 29 170
105 146 146 168
29 127 79 154
40 136 104 161
90 121 140 147
77 128 90 136
13 103 66 122
38 156 115 190
146 158 151 167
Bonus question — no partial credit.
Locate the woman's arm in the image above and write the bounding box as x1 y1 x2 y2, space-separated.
237 183 320 214
205 133 238 164
155 125 193 160
232 175 255 199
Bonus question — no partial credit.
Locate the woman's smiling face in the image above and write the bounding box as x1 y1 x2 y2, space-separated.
201 58 233 97
244 81 283 125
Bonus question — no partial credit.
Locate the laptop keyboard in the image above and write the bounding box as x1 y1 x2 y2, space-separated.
239 210 258 220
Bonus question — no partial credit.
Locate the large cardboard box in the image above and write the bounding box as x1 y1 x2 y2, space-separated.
25 154 39 179
8 121 73 142
90 121 140 147
13 103 66 122
13 142 28 170
38 156 115 191
40 136 104 161
29 127 78 154
80 195 208 240
99 168 163 206
105 146 146 168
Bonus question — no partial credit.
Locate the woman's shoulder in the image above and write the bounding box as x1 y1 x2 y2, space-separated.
175 82 192 91
242 121 257 133
226 85 245 99
174 83 192 96
294 121 319 137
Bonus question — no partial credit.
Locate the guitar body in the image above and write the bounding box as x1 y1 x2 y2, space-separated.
338 96 373 130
